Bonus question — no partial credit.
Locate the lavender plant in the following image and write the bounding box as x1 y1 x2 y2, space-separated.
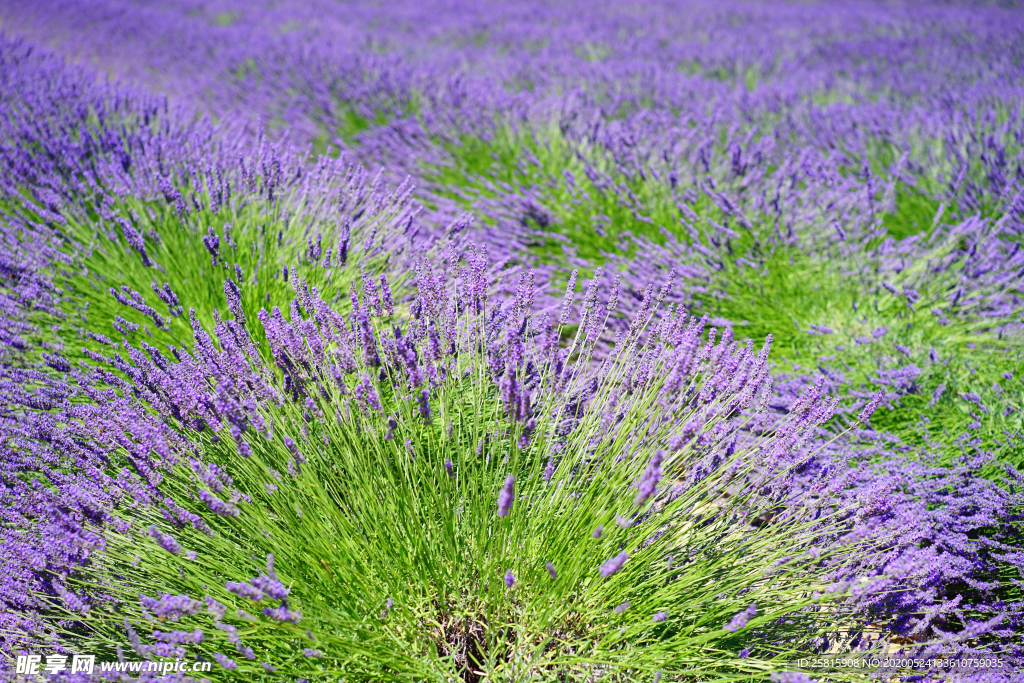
28 257 934 681
44 149 420 365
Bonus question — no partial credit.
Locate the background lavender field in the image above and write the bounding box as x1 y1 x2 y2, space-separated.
0 1 1022 681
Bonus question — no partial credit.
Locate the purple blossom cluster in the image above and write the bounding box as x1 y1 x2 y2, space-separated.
0 1 1022 680
724 602 757 633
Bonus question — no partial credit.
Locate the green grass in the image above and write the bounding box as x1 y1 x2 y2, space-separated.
882 184 943 240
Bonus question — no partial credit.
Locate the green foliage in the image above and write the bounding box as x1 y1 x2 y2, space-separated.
882 184 943 240
213 12 238 27
422 122 702 265
708 244 1024 470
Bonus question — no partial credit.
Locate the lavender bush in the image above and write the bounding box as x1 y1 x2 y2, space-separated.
1 1 1023 681
5 246 961 680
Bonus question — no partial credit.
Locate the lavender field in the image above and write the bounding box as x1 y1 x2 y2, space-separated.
0 1 1023 681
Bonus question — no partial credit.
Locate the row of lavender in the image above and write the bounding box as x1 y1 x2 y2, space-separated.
5 1 1022 233
7 0 1021 396
0 1 1023 681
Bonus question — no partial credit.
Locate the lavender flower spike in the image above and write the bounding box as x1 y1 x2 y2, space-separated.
634 450 664 506
724 602 757 632
148 526 182 554
599 551 629 578
857 390 884 423
559 269 578 325
497 475 515 517
770 674 812 683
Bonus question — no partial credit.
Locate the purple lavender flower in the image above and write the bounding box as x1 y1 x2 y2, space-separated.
956 614 1004 640
504 569 516 587
139 593 202 622
653 611 667 623
224 278 246 327
724 602 757 632
770 674 811 683
499 366 532 422
559 269 578 325
857 391 883 423
614 600 630 615
870 326 888 338
225 581 264 602
417 389 432 424
380 274 394 316
148 526 181 554
354 374 381 414
543 459 555 482
738 648 750 658
599 551 628 578
497 475 515 517
263 606 302 623
593 525 604 539
120 217 152 267
205 597 226 620
303 649 323 658
546 562 557 579
7 15 1024 668
606 274 621 314
212 653 237 671
199 490 240 517
253 565 289 601
203 226 220 265
113 316 140 336
634 450 664 506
